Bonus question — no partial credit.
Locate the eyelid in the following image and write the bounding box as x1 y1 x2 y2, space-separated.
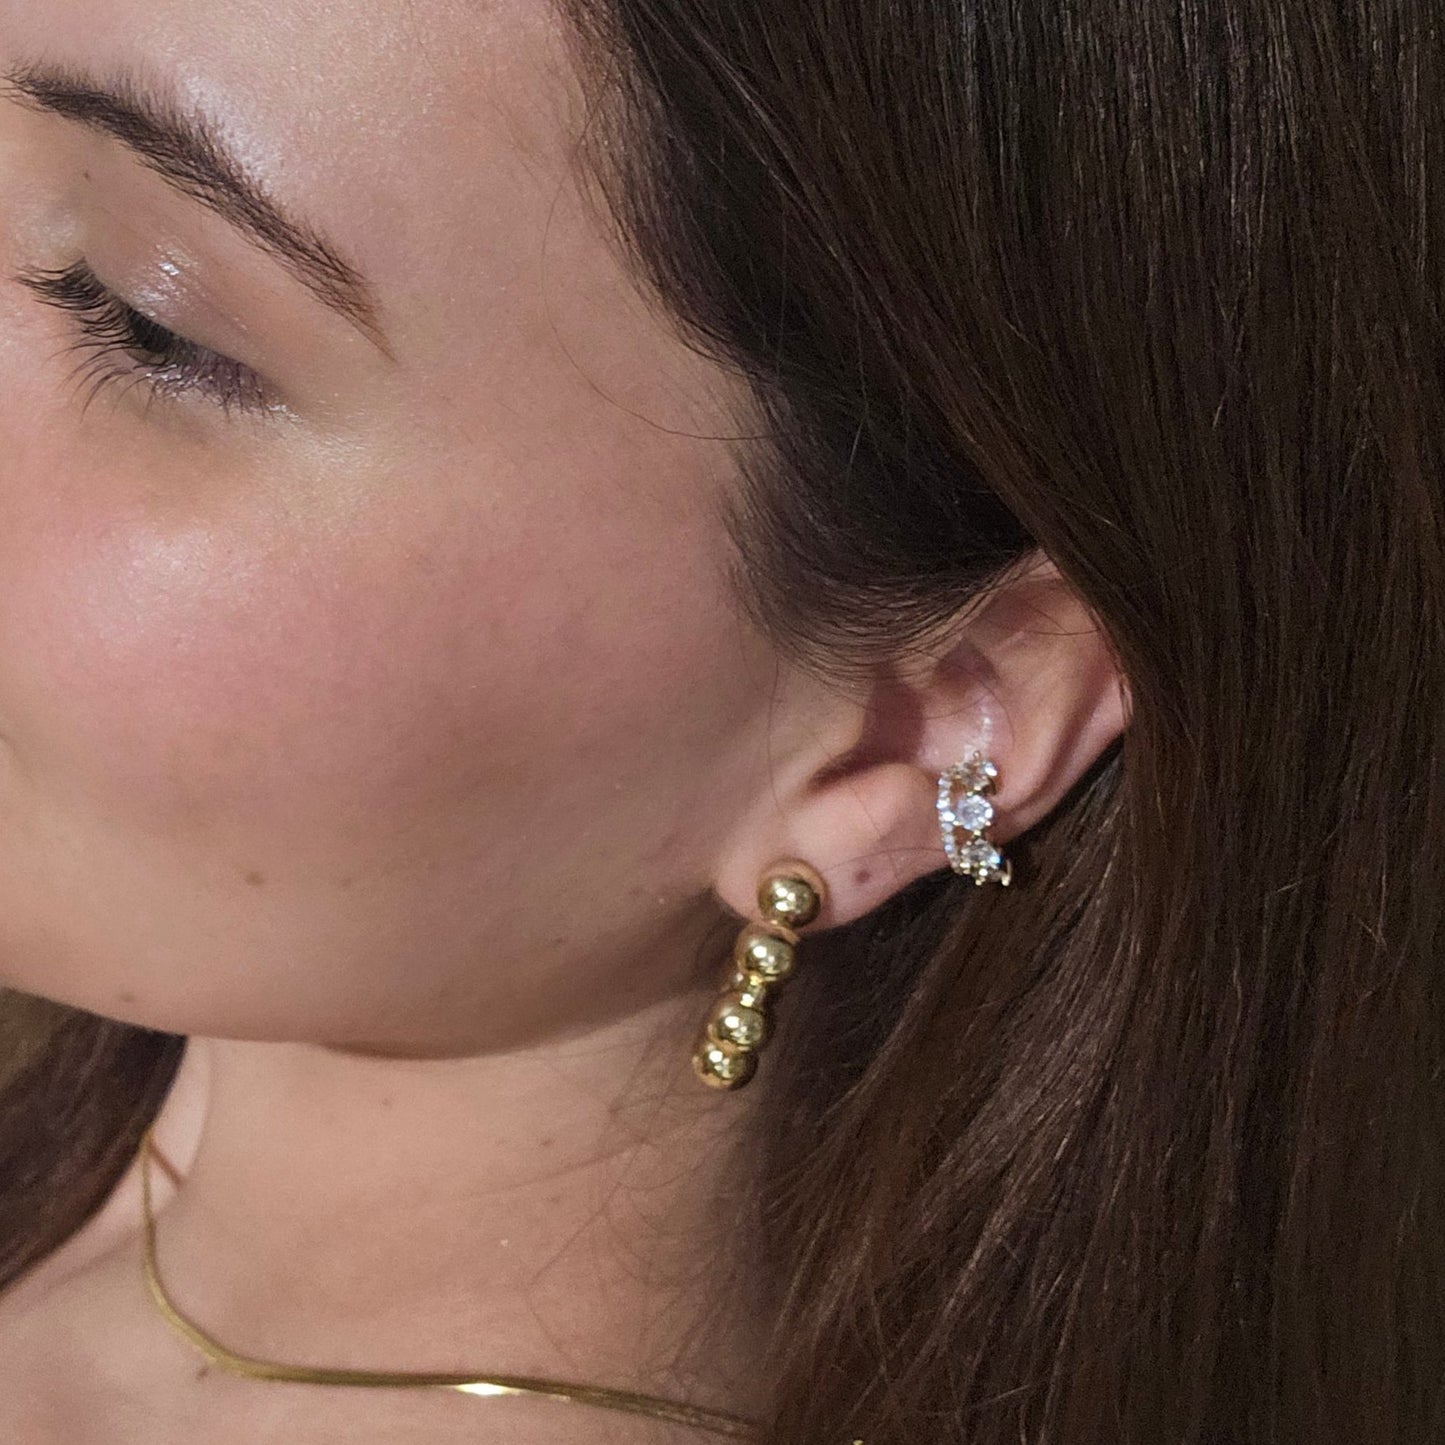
17 258 284 419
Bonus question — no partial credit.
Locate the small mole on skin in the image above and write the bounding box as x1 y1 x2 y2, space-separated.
243 869 265 887
117 991 136 1004
539 1137 555 1149
853 867 872 888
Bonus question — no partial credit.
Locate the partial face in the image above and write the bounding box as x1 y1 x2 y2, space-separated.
0 0 782 1052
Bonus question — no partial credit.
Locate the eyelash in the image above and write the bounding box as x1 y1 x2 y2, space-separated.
17 261 273 417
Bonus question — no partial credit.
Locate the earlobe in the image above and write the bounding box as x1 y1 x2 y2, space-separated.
714 757 953 930
712 552 1129 932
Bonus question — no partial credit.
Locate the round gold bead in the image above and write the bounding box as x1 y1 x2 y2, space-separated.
707 993 769 1050
727 972 771 1011
692 1038 758 1091
733 926 797 982
758 870 823 929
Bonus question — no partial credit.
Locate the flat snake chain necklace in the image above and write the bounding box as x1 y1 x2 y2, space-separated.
138 1126 760 1440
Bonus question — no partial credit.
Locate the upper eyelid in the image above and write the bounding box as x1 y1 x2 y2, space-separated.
18 262 188 350
17 260 281 417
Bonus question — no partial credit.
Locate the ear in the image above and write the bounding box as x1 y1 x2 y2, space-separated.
712 551 1131 929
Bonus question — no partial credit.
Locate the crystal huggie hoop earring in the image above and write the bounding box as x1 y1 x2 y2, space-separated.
937 750 1013 885
692 861 827 1091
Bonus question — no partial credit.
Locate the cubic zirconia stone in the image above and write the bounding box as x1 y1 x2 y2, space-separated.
955 794 994 831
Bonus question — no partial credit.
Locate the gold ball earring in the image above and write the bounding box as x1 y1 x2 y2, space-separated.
692 860 826 1091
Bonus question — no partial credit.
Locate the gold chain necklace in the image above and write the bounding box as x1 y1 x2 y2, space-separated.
138 1127 759 1440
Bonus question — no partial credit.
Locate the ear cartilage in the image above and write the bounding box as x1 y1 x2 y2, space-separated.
937 752 1012 886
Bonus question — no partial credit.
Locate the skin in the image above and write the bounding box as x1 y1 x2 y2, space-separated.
0 1 1130 1442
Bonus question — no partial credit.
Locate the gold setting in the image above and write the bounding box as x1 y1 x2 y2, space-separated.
936 750 1012 886
693 861 826 1091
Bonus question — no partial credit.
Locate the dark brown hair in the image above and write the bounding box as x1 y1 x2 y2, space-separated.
3 0 1442 1440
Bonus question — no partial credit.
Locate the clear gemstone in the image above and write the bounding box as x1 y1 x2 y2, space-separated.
954 756 997 792
961 839 1001 874
955 794 994 831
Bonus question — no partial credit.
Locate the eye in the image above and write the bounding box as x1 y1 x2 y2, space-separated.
16 260 276 417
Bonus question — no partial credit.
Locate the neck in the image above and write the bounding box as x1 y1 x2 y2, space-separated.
148 994 772 1423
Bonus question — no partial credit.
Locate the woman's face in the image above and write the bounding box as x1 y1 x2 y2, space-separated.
0 0 789 1052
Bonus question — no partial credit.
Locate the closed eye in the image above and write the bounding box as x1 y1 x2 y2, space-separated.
17 260 276 417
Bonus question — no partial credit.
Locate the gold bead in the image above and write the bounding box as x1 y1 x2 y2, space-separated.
692 1038 757 1090
757 867 823 929
706 993 769 1049
692 861 826 1094
733 926 796 982
727 971 771 1011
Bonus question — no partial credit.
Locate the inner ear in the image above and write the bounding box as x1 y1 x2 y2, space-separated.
710 551 1127 930
817 642 998 791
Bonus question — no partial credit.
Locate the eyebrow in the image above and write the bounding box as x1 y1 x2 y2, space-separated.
2 62 390 353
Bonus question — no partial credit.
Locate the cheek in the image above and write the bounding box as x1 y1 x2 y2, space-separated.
0 496 424 837
0 427 749 875
0 398 764 1043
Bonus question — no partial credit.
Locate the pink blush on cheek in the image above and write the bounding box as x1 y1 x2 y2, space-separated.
0 479 754 1046
0 450 707 856
0 497 486 837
